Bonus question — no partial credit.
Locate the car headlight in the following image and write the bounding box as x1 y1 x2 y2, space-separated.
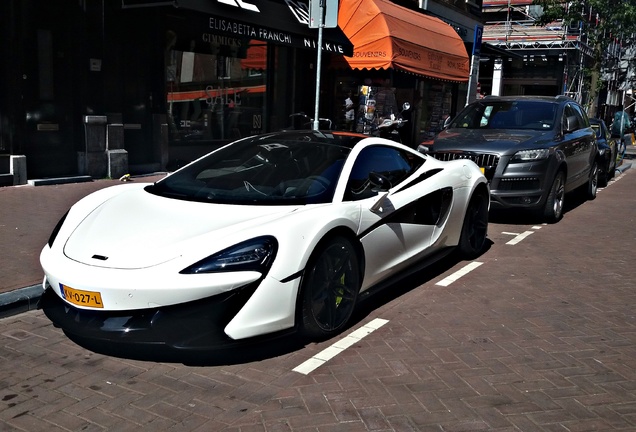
180 236 278 274
511 148 550 162
47 211 69 247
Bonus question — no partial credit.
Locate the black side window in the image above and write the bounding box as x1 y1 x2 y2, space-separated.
345 146 422 201
571 103 590 128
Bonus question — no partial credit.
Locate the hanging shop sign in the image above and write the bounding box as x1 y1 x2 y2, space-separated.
129 0 353 56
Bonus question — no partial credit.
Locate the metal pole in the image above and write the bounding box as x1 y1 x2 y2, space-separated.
312 0 324 131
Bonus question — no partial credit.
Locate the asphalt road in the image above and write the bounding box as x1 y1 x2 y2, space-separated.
0 166 635 431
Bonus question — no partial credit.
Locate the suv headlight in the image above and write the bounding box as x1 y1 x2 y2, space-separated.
180 236 277 274
511 148 550 162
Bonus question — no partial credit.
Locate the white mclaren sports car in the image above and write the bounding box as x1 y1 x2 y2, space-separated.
40 130 489 350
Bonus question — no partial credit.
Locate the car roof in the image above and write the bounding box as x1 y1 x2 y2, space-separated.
262 129 369 150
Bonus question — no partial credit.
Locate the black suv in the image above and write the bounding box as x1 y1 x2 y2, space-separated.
419 96 598 222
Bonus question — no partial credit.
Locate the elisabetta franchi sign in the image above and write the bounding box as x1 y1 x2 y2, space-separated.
207 16 294 44
158 0 352 55
203 15 346 54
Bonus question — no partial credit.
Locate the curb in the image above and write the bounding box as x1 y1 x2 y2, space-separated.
617 162 632 173
27 176 93 187
0 285 42 319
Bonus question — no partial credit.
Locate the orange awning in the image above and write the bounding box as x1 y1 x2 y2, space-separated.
335 0 469 82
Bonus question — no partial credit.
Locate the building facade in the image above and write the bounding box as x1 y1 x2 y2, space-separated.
480 0 594 103
0 0 480 185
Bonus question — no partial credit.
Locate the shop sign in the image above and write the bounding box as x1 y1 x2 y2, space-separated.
161 0 353 55
206 15 346 53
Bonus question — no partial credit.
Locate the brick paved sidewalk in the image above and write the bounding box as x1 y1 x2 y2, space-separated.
0 167 635 431
0 174 166 299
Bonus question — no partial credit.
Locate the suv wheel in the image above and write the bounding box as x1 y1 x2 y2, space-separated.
585 161 598 200
543 171 565 223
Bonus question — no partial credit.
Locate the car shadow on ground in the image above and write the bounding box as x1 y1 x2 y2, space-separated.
488 189 590 225
66 330 310 367
347 239 494 336
65 243 493 366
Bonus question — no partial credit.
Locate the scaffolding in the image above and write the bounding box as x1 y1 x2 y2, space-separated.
481 0 593 103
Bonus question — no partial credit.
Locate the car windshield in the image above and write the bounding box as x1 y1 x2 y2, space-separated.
451 100 558 131
146 133 357 205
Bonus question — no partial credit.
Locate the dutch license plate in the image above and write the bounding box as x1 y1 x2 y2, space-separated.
60 284 104 308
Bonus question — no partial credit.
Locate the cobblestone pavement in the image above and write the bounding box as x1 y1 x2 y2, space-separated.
0 167 635 431
0 174 167 296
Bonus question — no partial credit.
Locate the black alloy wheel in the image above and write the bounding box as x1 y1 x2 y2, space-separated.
585 161 598 200
457 191 489 260
599 157 610 188
299 235 360 340
543 171 565 223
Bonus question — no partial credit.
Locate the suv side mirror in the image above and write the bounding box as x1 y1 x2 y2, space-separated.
564 115 578 133
443 116 452 130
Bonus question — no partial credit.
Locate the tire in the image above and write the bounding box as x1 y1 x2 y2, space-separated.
608 155 616 181
598 159 609 188
543 171 565 223
456 191 489 260
585 160 598 200
299 235 360 340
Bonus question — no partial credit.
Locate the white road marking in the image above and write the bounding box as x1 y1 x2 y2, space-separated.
502 225 542 245
435 261 483 287
292 318 389 375
506 230 535 245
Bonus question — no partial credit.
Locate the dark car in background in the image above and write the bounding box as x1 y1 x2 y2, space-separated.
418 95 599 223
589 118 617 187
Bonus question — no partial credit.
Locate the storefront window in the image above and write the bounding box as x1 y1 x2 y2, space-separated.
166 40 267 144
420 81 453 140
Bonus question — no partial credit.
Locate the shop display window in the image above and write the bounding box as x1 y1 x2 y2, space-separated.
166 40 267 144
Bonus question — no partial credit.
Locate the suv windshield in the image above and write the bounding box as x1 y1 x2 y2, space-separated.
147 135 354 205
451 100 558 131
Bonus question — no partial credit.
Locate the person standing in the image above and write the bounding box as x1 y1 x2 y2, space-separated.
611 108 632 160
344 91 355 131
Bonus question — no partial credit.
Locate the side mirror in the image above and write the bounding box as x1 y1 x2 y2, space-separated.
564 115 578 133
443 116 452 130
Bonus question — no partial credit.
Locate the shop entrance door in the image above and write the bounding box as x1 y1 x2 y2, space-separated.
22 7 77 178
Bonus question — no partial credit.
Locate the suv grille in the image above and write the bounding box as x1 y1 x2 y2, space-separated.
497 177 540 191
429 152 499 180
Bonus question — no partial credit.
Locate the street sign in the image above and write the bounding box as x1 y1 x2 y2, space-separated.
309 0 338 28
472 25 483 56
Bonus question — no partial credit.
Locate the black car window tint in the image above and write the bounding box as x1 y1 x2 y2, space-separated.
572 103 590 128
345 146 420 201
490 106 518 128
148 136 352 204
517 102 555 129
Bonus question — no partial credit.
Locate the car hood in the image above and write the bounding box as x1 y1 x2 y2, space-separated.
432 128 554 154
64 187 297 269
